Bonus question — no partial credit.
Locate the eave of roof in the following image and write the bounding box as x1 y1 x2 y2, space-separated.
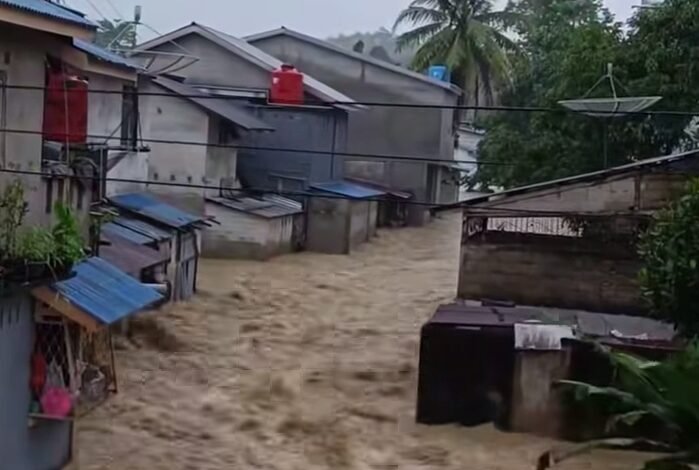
0 0 95 29
245 27 462 96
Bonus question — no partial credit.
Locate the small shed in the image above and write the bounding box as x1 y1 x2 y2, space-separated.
306 181 384 254
98 232 171 283
203 194 303 260
0 259 161 470
416 302 677 439
108 193 210 301
345 177 413 227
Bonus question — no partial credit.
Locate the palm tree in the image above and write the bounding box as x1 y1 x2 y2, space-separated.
394 0 516 108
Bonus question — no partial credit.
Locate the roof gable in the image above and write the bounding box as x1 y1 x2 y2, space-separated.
135 23 359 106
245 27 462 95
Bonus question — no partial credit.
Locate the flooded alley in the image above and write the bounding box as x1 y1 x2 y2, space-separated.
78 214 651 470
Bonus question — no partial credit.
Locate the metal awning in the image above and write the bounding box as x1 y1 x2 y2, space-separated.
31 258 162 332
110 193 209 229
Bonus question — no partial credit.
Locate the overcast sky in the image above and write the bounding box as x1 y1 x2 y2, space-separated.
68 0 637 40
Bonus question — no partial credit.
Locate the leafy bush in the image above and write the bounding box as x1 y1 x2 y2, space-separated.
638 179 699 337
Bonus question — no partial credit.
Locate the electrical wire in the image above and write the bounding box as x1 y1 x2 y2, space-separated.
1 83 696 118
0 166 446 208
0 127 512 167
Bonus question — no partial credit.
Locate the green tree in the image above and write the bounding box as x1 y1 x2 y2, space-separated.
475 0 623 189
476 0 699 190
95 18 136 50
638 180 699 337
394 0 517 106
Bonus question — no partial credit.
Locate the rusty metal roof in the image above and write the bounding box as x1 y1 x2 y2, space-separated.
99 233 170 277
429 302 675 343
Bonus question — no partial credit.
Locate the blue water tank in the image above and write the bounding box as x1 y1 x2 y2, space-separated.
428 65 450 82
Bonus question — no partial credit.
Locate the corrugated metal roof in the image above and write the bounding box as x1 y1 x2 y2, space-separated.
0 0 95 28
311 181 386 200
245 27 462 95
153 77 274 132
429 302 676 342
51 257 162 325
73 38 143 70
344 178 413 200
436 149 699 212
135 23 361 109
102 221 155 245
207 194 302 219
110 193 207 229
112 217 173 243
99 233 170 276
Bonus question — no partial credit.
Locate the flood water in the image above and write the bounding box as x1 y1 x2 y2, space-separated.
79 213 652 469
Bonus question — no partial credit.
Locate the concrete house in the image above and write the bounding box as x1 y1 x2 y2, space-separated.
247 27 463 224
133 23 361 196
440 150 699 314
0 2 160 469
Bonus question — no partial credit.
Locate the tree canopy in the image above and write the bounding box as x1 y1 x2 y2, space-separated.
394 0 516 107
95 19 136 50
475 0 699 190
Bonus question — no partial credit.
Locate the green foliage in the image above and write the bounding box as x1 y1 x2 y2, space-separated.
476 0 699 190
0 180 28 256
95 18 136 50
15 228 57 265
638 180 699 337
52 202 86 267
394 0 517 105
551 342 699 469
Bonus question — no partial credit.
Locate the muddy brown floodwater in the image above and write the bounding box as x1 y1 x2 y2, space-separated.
79 213 653 470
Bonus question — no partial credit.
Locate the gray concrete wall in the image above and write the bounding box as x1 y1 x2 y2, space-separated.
107 151 149 196
204 117 239 198
202 202 295 260
250 35 459 205
139 79 209 214
86 72 128 143
136 33 271 89
349 200 370 249
0 293 73 470
306 197 350 254
238 105 347 191
458 234 644 314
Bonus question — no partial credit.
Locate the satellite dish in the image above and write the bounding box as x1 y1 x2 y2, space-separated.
558 64 662 117
558 63 662 167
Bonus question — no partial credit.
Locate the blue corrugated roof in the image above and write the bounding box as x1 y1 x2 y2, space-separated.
0 0 95 28
73 39 143 70
310 181 386 200
110 193 206 229
102 222 155 245
112 217 173 243
52 257 162 325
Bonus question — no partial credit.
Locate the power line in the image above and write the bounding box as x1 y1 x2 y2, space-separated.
0 166 446 208
1 83 696 118
0 128 511 167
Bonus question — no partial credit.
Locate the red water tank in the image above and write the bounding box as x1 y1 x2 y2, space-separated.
42 68 88 143
270 64 304 105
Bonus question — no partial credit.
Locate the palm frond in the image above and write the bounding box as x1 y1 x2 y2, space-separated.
395 22 445 52
393 6 446 31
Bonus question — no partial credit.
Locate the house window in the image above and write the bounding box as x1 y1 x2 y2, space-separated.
121 85 138 149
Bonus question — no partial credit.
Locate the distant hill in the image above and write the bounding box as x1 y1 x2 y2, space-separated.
327 28 417 67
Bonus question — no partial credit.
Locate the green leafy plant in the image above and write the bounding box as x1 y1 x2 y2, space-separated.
539 342 699 470
638 179 699 337
52 202 85 267
0 179 28 257
15 228 57 265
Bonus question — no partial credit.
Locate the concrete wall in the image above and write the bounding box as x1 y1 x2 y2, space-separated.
106 151 149 196
86 72 128 143
0 293 73 470
0 26 52 226
205 117 239 198
306 197 350 254
349 200 370 249
458 234 644 314
137 33 271 89
202 202 296 259
238 105 347 192
250 35 459 206
139 79 209 214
